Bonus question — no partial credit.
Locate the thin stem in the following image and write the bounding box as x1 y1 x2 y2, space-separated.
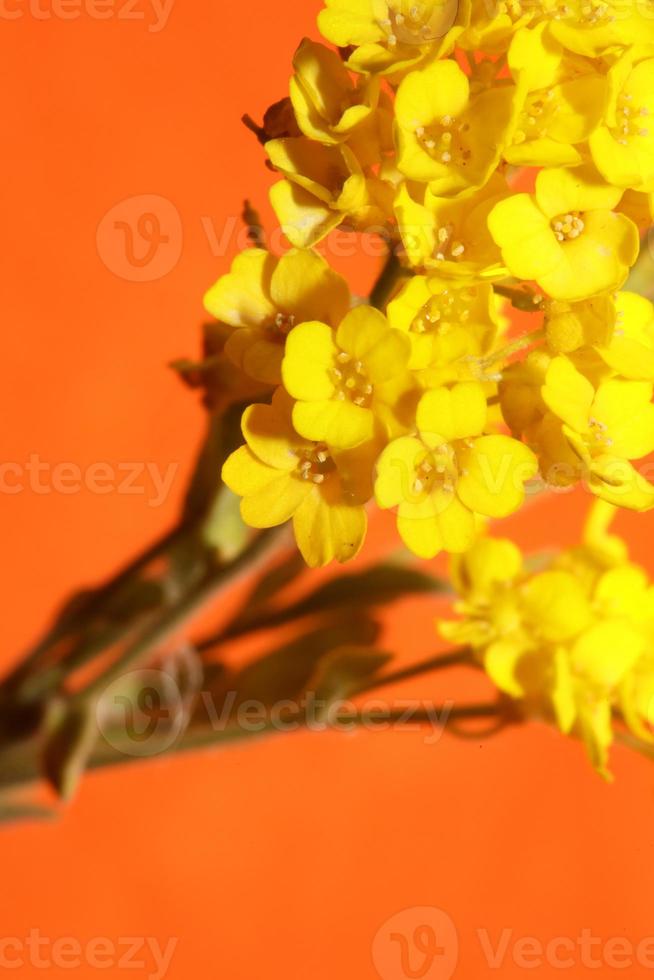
3 522 192 696
75 527 288 703
481 327 545 369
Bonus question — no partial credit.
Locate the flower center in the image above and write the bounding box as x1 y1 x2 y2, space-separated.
611 92 650 146
379 1 457 47
513 89 557 144
414 116 471 169
411 289 475 334
411 443 457 497
586 417 614 451
295 443 336 485
551 212 585 243
331 351 373 407
495 0 526 20
552 0 612 25
270 312 296 338
432 223 466 262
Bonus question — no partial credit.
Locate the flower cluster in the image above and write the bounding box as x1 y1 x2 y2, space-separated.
204 1 654 566
440 502 654 777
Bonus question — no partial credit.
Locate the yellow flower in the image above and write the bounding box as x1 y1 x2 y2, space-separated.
395 174 507 276
506 27 608 167
395 59 519 192
374 382 537 557
386 274 502 375
289 39 380 144
203 248 350 385
548 0 654 58
317 0 469 76
267 138 394 248
282 306 412 450
222 388 375 567
542 355 654 509
594 291 654 381
488 165 640 301
461 0 541 52
438 520 654 777
589 54 654 192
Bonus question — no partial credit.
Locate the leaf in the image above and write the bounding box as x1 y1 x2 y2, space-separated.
225 618 381 710
243 550 307 609
308 646 393 720
42 702 98 801
284 563 449 620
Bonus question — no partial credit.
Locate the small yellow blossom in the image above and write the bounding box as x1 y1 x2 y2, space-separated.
375 382 537 558
267 138 393 248
290 39 380 144
204 248 350 384
506 28 608 167
395 174 507 277
395 58 519 192
488 165 640 300
548 0 654 59
439 509 654 777
222 388 376 567
386 274 502 375
589 53 654 192
542 355 654 508
317 0 469 75
282 306 412 449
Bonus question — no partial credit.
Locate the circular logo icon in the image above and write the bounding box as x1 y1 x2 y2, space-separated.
372 907 459 980
96 194 183 282
96 668 187 757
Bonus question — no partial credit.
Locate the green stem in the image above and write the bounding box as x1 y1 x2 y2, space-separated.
3 522 192 698
75 526 288 703
0 700 509 796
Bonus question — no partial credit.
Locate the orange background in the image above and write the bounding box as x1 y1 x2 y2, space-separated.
2 2 654 978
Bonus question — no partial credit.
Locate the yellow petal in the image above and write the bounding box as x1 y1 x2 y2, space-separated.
293 399 374 450
456 435 538 518
542 356 594 433
416 382 487 443
336 306 411 383
282 320 337 401
271 249 350 327
203 249 276 327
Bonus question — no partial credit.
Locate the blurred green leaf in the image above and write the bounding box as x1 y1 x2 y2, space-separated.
223 618 381 710
309 646 393 719
241 551 306 610
282 563 448 619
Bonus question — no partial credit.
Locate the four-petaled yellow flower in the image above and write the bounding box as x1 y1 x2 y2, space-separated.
204 248 350 384
222 388 376 567
282 306 412 449
374 382 537 558
488 166 640 301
